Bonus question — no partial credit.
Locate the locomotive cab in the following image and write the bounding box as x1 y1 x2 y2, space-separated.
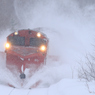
5 29 48 79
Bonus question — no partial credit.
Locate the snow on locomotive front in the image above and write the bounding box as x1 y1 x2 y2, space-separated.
5 29 48 79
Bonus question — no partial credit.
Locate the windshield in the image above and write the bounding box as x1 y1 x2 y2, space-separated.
30 38 46 47
8 36 25 46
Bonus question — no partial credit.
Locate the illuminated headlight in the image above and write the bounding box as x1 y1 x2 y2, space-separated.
14 32 18 35
5 43 10 49
40 45 46 51
37 32 41 37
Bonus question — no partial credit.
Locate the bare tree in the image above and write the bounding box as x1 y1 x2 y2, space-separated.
78 55 95 81
78 54 95 93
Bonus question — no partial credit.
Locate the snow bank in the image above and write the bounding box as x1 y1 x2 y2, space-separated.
0 79 94 95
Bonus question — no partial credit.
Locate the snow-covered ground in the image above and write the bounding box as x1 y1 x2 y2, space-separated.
0 79 95 95
0 0 95 95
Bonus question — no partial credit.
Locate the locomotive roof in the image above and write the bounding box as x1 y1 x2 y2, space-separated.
7 29 48 39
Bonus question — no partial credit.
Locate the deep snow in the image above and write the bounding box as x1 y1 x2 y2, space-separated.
0 79 95 95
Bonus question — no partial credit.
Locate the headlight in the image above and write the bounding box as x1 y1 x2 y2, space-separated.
14 32 18 35
40 45 46 52
5 43 10 49
37 32 41 37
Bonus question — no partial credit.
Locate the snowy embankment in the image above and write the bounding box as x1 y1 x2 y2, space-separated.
0 79 95 95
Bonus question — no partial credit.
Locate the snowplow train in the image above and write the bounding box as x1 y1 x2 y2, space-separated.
5 29 49 80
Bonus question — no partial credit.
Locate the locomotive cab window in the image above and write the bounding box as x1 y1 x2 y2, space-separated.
8 36 25 46
30 38 46 47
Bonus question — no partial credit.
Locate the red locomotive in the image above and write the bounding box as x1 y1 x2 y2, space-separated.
5 29 48 79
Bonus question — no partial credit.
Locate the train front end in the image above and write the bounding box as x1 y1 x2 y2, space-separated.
5 29 48 79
